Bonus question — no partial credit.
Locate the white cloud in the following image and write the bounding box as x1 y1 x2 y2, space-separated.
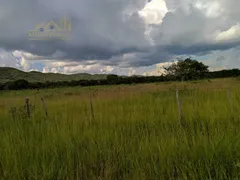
39 59 114 75
0 49 21 69
143 61 174 76
195 1 224 18
101 66 114 74
216 23 240 42
128 68 137 76
139 0 168 24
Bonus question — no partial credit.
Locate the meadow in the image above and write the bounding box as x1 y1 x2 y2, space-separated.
1 78 240 179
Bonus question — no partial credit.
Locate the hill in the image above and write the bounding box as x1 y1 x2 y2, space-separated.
0 67 107 83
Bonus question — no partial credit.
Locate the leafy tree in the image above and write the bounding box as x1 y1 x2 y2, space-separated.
164 58 209 80
5 79 30 90
107 75 119 84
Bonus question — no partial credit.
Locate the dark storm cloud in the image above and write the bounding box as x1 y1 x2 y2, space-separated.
0 0 240 67
163 41 240 56
0 0 148 60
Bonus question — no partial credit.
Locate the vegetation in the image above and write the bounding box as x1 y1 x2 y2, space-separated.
0 67 107 83
1 59 240 91
1 78 240 179
164 58 209 80
0 69 240 91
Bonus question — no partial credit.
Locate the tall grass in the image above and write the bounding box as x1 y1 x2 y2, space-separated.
1 79 240 179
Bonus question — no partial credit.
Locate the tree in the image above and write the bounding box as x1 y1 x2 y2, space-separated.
9 79 29 90
164 58 209 80
107 74 119 84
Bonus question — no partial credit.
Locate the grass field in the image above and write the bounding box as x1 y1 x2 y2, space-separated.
1 78 240 179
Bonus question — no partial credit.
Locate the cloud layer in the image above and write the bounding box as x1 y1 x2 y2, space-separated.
0 0 240 75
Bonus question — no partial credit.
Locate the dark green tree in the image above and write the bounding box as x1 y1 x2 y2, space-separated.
164 58 209 80
10 79 29 90
107 74 119 84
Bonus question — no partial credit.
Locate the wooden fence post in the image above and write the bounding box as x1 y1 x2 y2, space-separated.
34 92 37 107
10 107 17 120
90 94 95 120
227 88 234 119
41 98 48 117
25 98 30 118
176 89 183 124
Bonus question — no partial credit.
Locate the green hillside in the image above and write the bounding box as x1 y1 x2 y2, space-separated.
0 67 107 83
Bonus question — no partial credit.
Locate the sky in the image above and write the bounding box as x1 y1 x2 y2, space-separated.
0 0 240 75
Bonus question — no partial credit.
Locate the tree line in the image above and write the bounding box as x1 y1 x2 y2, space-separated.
1 58 240 91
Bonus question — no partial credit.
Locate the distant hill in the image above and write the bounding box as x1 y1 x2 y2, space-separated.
0 67 107 83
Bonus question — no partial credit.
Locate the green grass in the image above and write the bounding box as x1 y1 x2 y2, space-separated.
1 79 240 179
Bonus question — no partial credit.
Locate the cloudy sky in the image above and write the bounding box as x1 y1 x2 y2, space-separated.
0 0 240 75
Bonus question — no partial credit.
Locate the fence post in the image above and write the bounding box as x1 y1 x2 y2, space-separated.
176 89 183 124
41 98 48 117
90 94 95 120
227 88 234 119
25 98 30 118
10 107 17 120
34 92 37 107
